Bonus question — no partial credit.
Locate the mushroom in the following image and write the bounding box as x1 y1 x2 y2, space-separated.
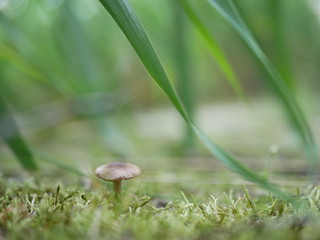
94 162 141 195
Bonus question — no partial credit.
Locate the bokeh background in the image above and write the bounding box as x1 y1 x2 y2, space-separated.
0 0 320 186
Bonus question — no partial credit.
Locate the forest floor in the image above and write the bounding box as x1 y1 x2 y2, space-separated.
1 173 320 240
1 97 320 239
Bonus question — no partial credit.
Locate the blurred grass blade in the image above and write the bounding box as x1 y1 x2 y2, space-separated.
0 43 46 83
98 0 289 198
269 0 294 90
0 92 37 170
207 0 318 167
179 0 246 100
60 2 97 92
172 0 195 153
0 14 76 96
33 150 87 177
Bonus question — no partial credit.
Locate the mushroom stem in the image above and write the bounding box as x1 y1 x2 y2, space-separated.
113 180 122 195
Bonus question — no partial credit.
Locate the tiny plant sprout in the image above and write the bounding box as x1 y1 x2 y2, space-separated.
94 162 141 196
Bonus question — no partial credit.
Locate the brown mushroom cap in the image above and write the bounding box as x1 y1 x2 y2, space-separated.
94 162 141 181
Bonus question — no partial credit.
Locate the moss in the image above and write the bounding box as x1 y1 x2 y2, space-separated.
1 176 320 240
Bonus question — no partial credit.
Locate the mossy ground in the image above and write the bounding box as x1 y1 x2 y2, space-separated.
1 173 320 240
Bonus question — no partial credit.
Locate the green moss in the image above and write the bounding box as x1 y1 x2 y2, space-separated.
1 176 320 240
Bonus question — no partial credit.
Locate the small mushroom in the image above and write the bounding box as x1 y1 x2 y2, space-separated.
94 162 141 195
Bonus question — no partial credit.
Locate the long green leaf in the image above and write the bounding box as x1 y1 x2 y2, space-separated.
98 0 289 199
99 0 188 121
0 91 37 170
191 124 288 199
179 0 246 100
207 0 318 167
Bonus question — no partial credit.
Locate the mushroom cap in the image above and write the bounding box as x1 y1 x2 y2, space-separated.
94 162 141 181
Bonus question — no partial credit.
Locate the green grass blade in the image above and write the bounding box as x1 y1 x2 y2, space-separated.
99 0 188 121
191 124 288 200
98 0 289 199
179 0 246 100
0 91 37 170
207 0 318 167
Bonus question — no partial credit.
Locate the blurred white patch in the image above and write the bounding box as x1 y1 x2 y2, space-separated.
308 0 320 21
1 0 29 17
135 108 183 140
71 0 98 22
43 0 64 10
36 4 51 26
269 144 279 155
0 0 10 10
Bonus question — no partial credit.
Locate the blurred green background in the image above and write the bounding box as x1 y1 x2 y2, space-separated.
0 0 319 176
